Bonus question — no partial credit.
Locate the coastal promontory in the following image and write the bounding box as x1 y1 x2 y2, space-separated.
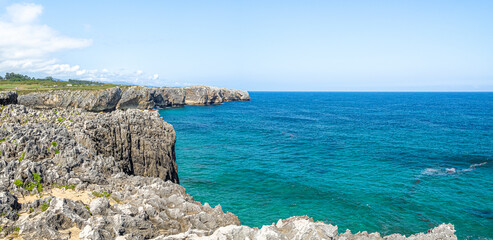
17 86 250 112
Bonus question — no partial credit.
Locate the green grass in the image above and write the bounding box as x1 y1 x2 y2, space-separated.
0 79 131 95
18 152 25 161
92 191 111 198
40 202 49 212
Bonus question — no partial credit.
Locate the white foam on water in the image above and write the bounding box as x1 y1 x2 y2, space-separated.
421 162 488 176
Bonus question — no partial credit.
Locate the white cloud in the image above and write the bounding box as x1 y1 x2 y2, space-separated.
6 3 42 24
0 3 92 60
0 3 164 86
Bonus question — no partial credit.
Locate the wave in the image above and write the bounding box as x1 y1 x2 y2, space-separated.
421 162 488 176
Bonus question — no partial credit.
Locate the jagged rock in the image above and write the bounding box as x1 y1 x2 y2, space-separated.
18 86 250 111
0 91 17 105
0 104 178 184
16 197 91 240
155 216 456 240
0 192 21 220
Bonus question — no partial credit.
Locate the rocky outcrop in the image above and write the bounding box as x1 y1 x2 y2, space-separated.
18 86 250 111
157 216 456 240
0 104 457 239
0 104 178 184
0 91 17 105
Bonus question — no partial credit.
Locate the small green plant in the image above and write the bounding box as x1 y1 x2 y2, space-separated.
33 173 42 183
29 208 34 213
25 182 36 192
51 142 57 148
57 117 65 123
40 202 49 212
54 149 60 154
92 191 111 198
111 197 121 203
13 180 23 188
13 226 19 232
0 226 2 232
85 205 92 215
0 138 5 143
18 152 25 161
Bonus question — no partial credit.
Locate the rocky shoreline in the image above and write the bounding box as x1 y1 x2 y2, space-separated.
0 90 457 239
17 86 250 112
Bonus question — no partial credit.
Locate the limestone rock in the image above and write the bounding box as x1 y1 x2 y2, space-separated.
18 86 250 111
18 87 122 112
0 104 178 184
0 91 17 105
0 192 21 220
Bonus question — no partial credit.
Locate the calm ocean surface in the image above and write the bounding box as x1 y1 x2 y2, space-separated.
159 92 493 239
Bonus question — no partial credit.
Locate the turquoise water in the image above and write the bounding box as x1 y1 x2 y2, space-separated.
159 92 493 239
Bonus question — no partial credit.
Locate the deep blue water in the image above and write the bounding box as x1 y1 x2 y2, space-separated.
159 92 493 239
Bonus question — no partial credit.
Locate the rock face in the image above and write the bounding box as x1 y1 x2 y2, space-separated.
0 91 17 105
0 104 457 239
0 104 178 184
18 86 250 111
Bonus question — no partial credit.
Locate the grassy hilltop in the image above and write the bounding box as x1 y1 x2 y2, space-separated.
0 72 130 95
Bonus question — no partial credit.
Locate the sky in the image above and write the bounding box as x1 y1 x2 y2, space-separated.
0 0 492 91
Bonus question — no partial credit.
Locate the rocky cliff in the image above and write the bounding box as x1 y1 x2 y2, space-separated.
17 86 250 111
0 104 457 239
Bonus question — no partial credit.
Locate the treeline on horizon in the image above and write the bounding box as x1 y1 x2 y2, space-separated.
0 72 104 85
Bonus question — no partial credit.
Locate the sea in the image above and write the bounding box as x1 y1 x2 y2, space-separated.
159 92 493 240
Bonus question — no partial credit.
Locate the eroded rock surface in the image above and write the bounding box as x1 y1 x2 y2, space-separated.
0 104 178 184
18 86 250 111
0 91 17 105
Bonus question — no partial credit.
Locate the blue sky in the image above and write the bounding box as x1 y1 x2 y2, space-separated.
0 0 492 91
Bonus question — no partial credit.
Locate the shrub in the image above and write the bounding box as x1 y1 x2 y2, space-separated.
13 226 19 232
40 202 49 212
13 180 23 188
18 152 25 161
25 182 36 192
51 142 57 148
33 173 42 183
57 117 65 123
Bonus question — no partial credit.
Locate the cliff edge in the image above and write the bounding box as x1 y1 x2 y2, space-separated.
17 86 250 112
